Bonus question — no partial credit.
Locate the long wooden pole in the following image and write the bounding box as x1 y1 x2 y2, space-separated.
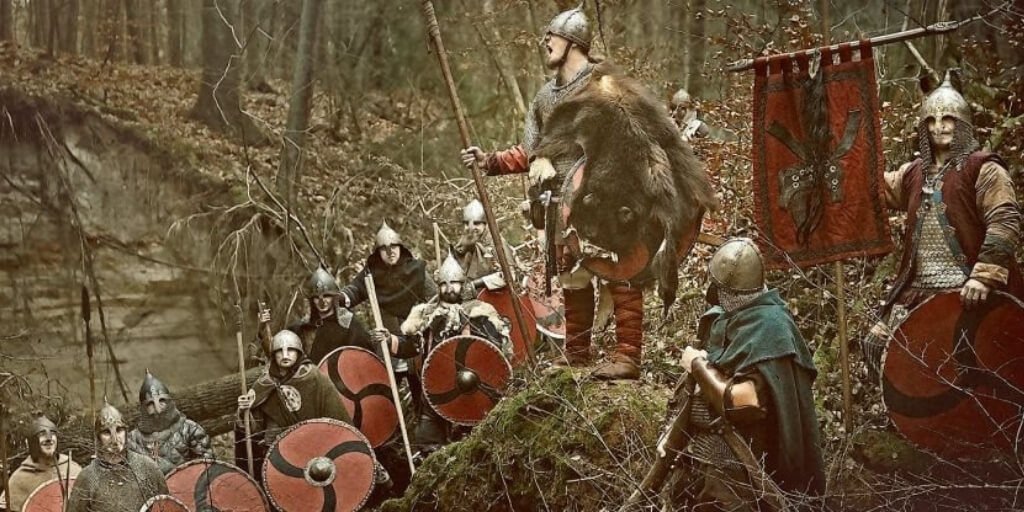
433 222 443 268
418 0 535 364
1 402 10 511
235 305 255 476
725 18 974 72
81 286 97 430
365 275 416 476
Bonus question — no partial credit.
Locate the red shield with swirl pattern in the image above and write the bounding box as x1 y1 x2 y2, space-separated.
317 346 399 447
262 419 376 512
139 495 189 512
422 334 512 426
22 477 74 512
166 459 269 512
882 291 1024 460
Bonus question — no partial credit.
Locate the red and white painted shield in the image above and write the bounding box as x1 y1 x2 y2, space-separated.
318 346 399 447
561 162 702 282
883 291 1024 460
477 288 538 366
262 419 376 512
166 459 269 512
139 495 189 512
22 477 74 512
422 335 513 426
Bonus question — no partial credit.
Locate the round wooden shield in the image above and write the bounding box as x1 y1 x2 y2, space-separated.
262 419 376 512
22 477 74 512
422 335 513 426
139 495 189 512
166 459 269 512
561 163 702 282
523 263 566 341
477 288 539 366
317 346 399 447
882 291 1024 460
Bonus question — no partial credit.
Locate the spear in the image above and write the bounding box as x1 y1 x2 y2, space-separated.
235 305 255 476
417 0 535 364
81 285 97 427
1 402 9 510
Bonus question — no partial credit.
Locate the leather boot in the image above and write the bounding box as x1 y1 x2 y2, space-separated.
592 284 643 380
552 284 596 366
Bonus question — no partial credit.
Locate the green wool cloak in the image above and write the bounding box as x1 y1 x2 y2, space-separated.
700 289 826 495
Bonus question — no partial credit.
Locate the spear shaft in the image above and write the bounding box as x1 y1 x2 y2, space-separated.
417 0 535 364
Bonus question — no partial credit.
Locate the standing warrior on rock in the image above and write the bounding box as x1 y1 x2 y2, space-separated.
372 253 510 452
862 72 1022 377
66 402 168 512
463 6 716 380
235 329 351 474
126 370 212 474
280 266 375 365
454 199 520 298
0 415 81 512
662 239 824 509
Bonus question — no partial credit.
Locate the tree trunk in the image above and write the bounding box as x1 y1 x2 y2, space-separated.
243 0 274 92
57 0 79 54
166 0 183 66
689 0 707 96
0 0 13 42
275 0 323 206
147 0 159 64
101 0 124 63
124 0 147 64
80 0 99 56
8 368 264 465
190 0 266 145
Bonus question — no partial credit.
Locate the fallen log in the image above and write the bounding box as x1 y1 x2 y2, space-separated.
7 367 263 465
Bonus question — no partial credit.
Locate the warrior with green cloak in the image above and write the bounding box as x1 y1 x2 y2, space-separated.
662 238 825 510
235 329 351 475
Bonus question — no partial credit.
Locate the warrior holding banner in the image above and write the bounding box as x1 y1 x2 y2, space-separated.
862 72 1023 377
373 252 511 453
660 239 824 510
0 415 81 512
127 370 212 474
66 402 168 512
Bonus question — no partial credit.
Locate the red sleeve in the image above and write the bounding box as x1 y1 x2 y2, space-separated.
484 145 529 176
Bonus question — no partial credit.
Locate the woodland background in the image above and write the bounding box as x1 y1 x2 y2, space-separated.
1 0 1023 510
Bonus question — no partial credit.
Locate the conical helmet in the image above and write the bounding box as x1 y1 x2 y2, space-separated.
463 199 486 224
436 251 466 284
709 238 764 293
95 399 126 436
139 369 172 405
546 4 591 51
270 329 305 355
375 221 403 250
307 267 341 297
920 70 971 126
670 89 692 110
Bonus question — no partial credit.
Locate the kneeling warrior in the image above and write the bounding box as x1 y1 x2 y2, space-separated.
127 370 212 474
66 402 168 512
236 329 352 473
0 415 81 512
662 239 824 510
372 253 510 452
281 267 374 365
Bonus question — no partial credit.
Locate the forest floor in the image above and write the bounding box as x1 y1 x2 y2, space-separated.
2 42 1022 511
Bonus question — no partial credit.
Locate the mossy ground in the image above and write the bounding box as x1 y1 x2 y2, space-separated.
378 368 669 512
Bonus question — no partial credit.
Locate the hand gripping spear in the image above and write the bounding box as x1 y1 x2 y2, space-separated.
365 274 416 475
235 304 255 476
418 0 535 365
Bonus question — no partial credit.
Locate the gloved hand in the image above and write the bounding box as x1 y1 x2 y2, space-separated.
460 146 487 169
529 157 557 186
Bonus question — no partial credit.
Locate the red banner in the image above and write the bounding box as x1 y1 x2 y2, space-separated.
752 42 892 269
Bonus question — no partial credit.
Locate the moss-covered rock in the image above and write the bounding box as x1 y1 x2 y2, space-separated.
378 368 670 512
